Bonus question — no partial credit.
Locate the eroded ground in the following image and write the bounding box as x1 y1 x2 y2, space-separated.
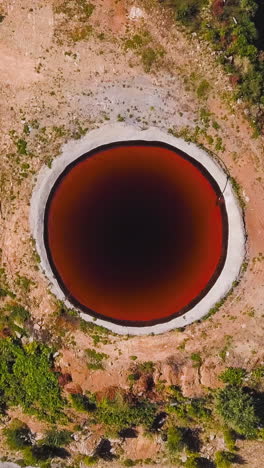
0 0 264 467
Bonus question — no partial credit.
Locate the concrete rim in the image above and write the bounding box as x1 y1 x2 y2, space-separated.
30 124 245 335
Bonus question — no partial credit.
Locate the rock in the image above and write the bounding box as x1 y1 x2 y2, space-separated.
200 358 225 390
180 364 202 398
58 373 72 387
64 383 83 394
129 7 145 20
153 361 179 386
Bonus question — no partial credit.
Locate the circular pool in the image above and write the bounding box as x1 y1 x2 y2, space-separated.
45 142 227 325
30 125 245 334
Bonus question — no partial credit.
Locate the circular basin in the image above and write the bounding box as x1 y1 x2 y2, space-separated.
44 141 228 326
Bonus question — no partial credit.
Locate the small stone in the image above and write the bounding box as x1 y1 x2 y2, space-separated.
129 6 145 20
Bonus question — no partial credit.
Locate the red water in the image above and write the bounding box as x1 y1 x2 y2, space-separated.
45 143 227 325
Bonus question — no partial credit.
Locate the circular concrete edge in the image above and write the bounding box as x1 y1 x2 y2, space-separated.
30 123 246 335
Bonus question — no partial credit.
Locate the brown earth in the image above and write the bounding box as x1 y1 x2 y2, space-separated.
0 0 264 466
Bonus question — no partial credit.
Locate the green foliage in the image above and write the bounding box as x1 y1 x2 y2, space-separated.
130 355 138 361
173 0 201 25
216 385 259 436
167 387 211 422
214 450 236 468
83 455 98 465
6 304 30 325
196 80 210 98
55 0 95 20
190 353 202 367
16 138 28 155
0 303 29 338
251 366 264 382
141 48 157 72
223 428 236 451
163 0 264 129
166 426 185 453
96 393 157 430
124 34 147 50
70 393 96 412
185 453 201 468
41 428 72 447
0 339 64 421
137 361 155 373
3 419 32 450
123 459 137 467
85 348 108 370
22 444 69 467
219 367 246 386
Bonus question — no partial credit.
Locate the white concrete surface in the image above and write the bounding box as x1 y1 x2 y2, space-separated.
30 124 245 335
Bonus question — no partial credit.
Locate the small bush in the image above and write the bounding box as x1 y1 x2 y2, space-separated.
166 426 185 453
223 428 236 451
251 366 264 382
123 459 137 467
141 48 157 72
97 393 157 430
185 453 201 468
85 348 108 370
70 393 96 412
216 386 259 437
196 80 210 98
215 450 236 468
174 0 200 24
3 420 32 450
219 368 246 386
190 353 202 367
41 428 72 447
83 455 98 466
137 361 155 373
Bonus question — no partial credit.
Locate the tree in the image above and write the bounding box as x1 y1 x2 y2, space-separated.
216 386 259 437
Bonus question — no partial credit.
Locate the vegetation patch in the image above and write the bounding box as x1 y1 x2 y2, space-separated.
85 348 109 370
0 339 64 422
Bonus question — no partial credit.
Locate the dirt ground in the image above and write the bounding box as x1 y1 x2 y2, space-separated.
0 0 264 466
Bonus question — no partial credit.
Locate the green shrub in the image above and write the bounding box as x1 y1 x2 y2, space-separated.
0 339 64 422
185 453 201 468
166 426 185 453
123 459 137 467
219 367 246 386
190 353 202 367
97 393 157 430
216 386 259 437
70 393 96 412
141 48 157 72
173 0 200 24
167 388 211 422
223 428 236 451
41 428 72 446
22 445 69 466
83 455 98 466
137 361 155 373
215 450 236 468
6 304 30 325
196 80 210 98
85 348 108 370
3 419 32 450
251 366 264 382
